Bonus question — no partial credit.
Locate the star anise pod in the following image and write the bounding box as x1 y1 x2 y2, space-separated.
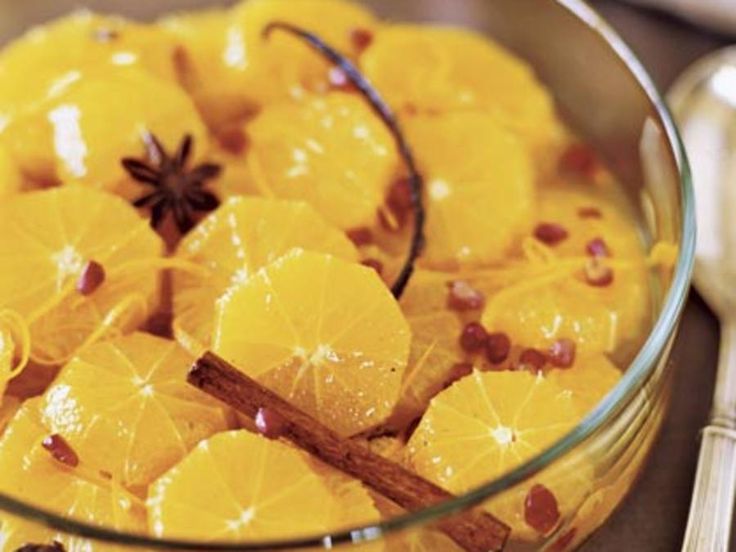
122 133 221 234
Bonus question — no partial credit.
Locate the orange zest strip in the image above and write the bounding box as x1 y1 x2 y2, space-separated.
188 351 510 552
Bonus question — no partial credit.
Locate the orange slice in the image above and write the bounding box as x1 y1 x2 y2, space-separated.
163 0 376 125
1 67 207 195
0 400 146 550
481 184 651 359
407 370 591 539
41 332 232 491
547 354 622 415
214 249 411 436
388 311 464 429
405 112 535 269
232 0 376 106
173 196 358 354
246 93 399 230
148 429 380 540
361 25 563 154
0 187 163 365
0 11 179 123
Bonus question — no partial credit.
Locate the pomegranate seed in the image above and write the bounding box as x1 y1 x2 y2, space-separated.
559 143 598 177
76 260 105 295
584 258 614 287
548 338 576 368
517 348 547 373
550 528 577 551
447 280 485 311
216 127 248 155
443 362 473 389
255 407 287 439
346 227 373 246
524 483 560 534
534 223 569 246
485 332 511 365
42 434 79 468
15 542 66 552
350 27 374 51
386 177 413 220
459 322 488 353
577 206 602 219
328 66 354 91
361 258 384 275
586 237 610 257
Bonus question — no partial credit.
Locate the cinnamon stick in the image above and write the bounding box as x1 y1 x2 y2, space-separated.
189 352 510 552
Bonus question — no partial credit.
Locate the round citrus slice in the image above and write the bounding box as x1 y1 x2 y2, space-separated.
0 186 163 365
173 196 358 355
148 429 380 541
214 249 411 436
387 310 464 430
164 0 375 124
232 0 376 106
407 370 591 539
482 188 652 362
246 93 399 230
547 354 622 415
1 67 208 196
404 112 535 269
361 25 563 154
0 11 179 123
0 400 146 550
40 332 232 491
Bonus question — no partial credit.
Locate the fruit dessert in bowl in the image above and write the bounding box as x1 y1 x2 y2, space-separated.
0 0 693 551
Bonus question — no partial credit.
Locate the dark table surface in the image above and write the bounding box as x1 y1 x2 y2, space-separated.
581 4 727 550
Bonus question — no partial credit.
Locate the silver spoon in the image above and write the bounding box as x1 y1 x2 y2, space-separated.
669 46 736 552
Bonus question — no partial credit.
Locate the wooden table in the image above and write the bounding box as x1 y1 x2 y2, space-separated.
582 3 727 550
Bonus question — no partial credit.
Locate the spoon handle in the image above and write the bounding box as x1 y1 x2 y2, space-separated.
682 321 736 552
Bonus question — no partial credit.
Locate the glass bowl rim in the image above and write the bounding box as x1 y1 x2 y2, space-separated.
0 0 696 548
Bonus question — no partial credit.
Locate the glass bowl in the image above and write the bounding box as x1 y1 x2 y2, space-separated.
0 0 695 550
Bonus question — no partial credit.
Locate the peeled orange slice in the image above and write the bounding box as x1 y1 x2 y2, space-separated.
361 25 562 153
1 68 207 196
173 196 358 354
0 187 163 365
482 188 652 363
214 249 411 436
246 93 399 230
232 0 376 106
0 400 146 550
41 332 232 491
407 370 591 539
547 354 622 415
164 0 376 124
405 112 535 269
0 11 179 124
148 429 380 540
388 311 464 429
